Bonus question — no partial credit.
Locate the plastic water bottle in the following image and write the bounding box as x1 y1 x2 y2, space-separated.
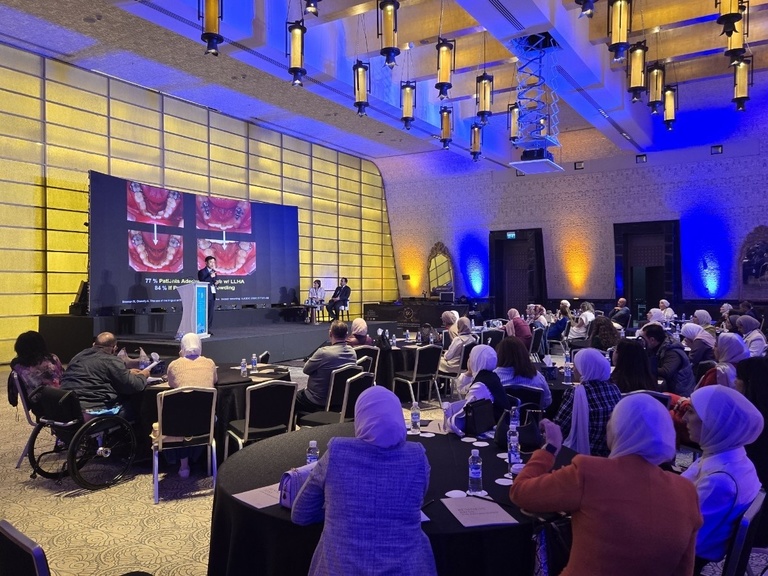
306 440 319 465
468 449 483 495
138 348 150 370
240 358 248 378
619 327 625 339
564 352 573 385
510 405 520 430
385 329 390 341
410 402 421 434
405 329 411 342
429 332 434 345
251 354 257 371
416 331 422 345
471 318 476 329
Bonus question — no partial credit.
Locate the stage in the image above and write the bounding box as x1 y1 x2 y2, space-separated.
39 313 398 364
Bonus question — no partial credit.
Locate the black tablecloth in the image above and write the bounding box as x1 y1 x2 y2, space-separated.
208 423 552 576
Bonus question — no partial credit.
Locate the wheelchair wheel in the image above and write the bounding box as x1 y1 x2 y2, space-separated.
68 416 136 490
28 423 70 480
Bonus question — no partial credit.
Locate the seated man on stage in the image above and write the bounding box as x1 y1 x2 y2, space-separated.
325 277 351 321
60 332 150 419
295 320 357 416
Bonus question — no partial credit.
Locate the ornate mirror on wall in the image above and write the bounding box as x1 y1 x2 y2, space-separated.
428 242 454 296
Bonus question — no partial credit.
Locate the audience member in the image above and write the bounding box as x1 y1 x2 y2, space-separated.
546 300 572 342
567 302 595 342
167 333 217 389
294 320 357 415
445 345 510 434
659 299 676 321
554 348 622 456
531 305 548 330
503 308 532 351
510 395 701 576
697 332 750 388
682 386 764 573
292 386 437 576
724 311 740 333
494 337 551 408
608 297 631 329
346 318 374 347
610 338 656 393
641 323 696 396
736 314 767 357
646 308 665 324
440 310 458 343
691 309 717 337
679 323 716 372
8 331 63 414
60 332 149 418
571 315 619 352
438 317 475 373
739 300 760 320
325 277 351 321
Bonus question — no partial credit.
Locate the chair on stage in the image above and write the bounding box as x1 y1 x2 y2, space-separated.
338 300 350 322
298 372 375 427
153 387 217 504
9 372 38 470
225 381 297 458
393 344 443 406
354 345 380 383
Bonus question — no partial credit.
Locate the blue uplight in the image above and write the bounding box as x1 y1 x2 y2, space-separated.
458 234 488 297
680 206 732 298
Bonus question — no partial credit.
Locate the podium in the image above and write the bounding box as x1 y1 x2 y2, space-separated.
176 282 210 340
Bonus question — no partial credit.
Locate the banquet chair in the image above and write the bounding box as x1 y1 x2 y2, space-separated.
225 381 297 458
10 372 38 469
529 327 545 363
621 389 671 409
695 360 716 383
720 489 765 576
505 386 543 408
355 355 373 373
297 372 375 427
258 351 270 364
483 329 505 349
153 387 217 504
0 519 152 576
354 345 380 382
437 341 476 398
547 323 570 356
393 344 442 406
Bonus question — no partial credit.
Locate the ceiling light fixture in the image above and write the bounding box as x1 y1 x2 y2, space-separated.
352 60 371 116
303 0 321 17
575 0 597 18
724 4 748 64
400 81 416 130
439 106 452 149
286 20 307 86
663 84 677 130
435 37 455 100
716 0 745 37
627 40 647 102
198 0 224 56
470 123 482 161
476 33 493 125
647 62 665 114
507 102 520 142
733 56 752 111
377 0 400 69
607 0 631 62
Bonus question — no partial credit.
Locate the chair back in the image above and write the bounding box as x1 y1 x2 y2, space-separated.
156 387 217 449
442 331 453 351
10 372 37 426
621 389 671 409
459 341 477 372
340 372 375 421
257 351 270 364
695 360 716 382
721 490 766 576
354 345 380 380
483 329 505 349
506 386 543 408
530 327 544 356
36 387 83 427
355 355 373 372
244 380 297 439
326 364 363 411
0 519 51 576
413 345 442 379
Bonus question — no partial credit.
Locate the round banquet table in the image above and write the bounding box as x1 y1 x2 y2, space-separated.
207 422 562 576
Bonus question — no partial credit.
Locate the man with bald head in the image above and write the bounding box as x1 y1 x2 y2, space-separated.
60 332 150 417
609 297 631 329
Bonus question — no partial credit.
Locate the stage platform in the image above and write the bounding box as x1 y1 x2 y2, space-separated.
39 313 398 364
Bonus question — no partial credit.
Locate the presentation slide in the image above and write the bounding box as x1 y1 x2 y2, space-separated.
88 171 300 315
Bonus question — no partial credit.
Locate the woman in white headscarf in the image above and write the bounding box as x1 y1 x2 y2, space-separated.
659 299 676 321
646 308 666 324
292 386 437 576
445 345 510 436
167 333 217 389
735 314 768 357
346 318 374 347
439 317 475 373
680 323 715 372
696 332 750 388
691 309 717 337
682 386 764 573
510 394 702 576
554 349 622 456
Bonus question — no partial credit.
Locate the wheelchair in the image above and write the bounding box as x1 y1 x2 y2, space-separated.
27 387 137 491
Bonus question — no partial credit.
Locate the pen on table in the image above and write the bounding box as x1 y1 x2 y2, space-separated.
421 499 436 509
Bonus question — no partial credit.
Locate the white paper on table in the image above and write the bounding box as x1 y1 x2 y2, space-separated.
441 496 518 527
233 483 281 509
421 420 449 435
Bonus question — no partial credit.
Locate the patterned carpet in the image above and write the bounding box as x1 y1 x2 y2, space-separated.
2 365 767 576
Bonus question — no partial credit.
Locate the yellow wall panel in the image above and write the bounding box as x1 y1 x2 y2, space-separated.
250 155 282 176
362 219 382 234
338 178 360 194
339 165 360 181
299 237 313 251
210 177 247 199
0 205 43 228
164 115 208 141
111 120 162 147
312 145 336 162
1 227 44 250
1 182 44 207
312 212 337 227
312 185 337 202
165 134 208 158
249 140 281 160
210 148 247 171
312 197 340 214
46 102 107 133
111 101 162 129
312 224 338 240
363 255 382 267
249 186 281 204
362 277 382 290
110 81 162 111
0 134 43 164
299 251 313 265
46 146 108 173
46 81 107 114
249 125 281 146
339 253 361 267
283 135 311 155
164 169 209 194
283 166 310 183
211 128 247 152
338 153 359 169
47 210 89 232
298 222 311 237
282 192 311 209
283 150 310 170
46 188 87 212
47 252 88 271
0 112 42 141
210 112 247 137
361 196 382 211
0 91 42 120
111 137 163 165
338 203 361 218
312 238 339 252
46 61 107 94
45 166 89 191
47 124 108 156
0 44 42 75
313 172 336 188
11 251 45 272
313 252 339 266
0 318 40 340
297 208 312 223
47 294 76 314
164 98 208 124
47 273 84 293
210 160 247 184
47 230 87 252
0 294 45 316
0 273 44 294
339 240 359 254
362 206 382 221
362 242 382 256
312 157 337 176
250 170 282 191
110 160 162 186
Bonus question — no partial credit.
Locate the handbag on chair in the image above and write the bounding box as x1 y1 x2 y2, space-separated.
464 399 496 437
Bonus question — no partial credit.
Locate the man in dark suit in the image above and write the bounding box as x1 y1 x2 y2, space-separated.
325 277 351 321
198 256 218 333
